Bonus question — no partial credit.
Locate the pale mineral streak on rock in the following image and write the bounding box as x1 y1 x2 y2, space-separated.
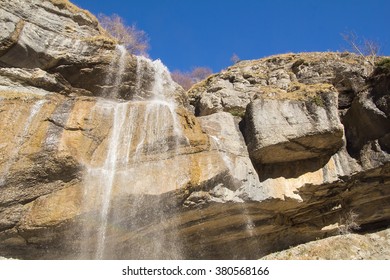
198 112 273 203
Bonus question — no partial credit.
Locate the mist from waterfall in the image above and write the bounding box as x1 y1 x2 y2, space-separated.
80 46 187 259
0 99 46 186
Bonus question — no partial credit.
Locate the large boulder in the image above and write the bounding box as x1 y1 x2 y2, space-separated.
244 92 344 166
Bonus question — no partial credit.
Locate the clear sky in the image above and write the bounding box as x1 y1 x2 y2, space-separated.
71 0 389 73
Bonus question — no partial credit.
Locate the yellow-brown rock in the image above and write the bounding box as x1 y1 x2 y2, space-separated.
0 0 389 260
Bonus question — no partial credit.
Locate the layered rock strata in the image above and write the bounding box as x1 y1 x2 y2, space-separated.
0 0 389 259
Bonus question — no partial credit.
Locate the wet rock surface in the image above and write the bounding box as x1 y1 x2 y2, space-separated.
0 0 389 260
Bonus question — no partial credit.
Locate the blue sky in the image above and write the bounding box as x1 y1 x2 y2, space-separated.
72 0 389 72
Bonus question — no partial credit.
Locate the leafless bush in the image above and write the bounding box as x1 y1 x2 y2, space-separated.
341 31 380 66
171 71 193 91
98 14 149 55
171 67 213 90
338 210 361 235
231 53 240 64
190 67 213 82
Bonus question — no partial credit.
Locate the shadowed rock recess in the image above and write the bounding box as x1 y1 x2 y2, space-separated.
0 0 389 260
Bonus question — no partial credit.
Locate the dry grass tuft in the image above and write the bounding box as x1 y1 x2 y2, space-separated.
81 35 118 49
48 0 98 25
255 82 334 101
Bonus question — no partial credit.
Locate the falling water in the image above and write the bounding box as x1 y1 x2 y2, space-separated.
95 102 128 259
0 99 46 186
101 45 127 99
210 135 234 172
135 56 148 97
209 135 256 238
81 47 187 259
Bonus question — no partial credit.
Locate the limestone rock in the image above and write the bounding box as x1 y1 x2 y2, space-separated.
244 93 344 165
196 112 272 203
0 0 187 105
0 89 231 259
0 67 90 96
343 71 390 160
0 0 389 261
189 52 373 116
0 0 109 69
261 228 390 260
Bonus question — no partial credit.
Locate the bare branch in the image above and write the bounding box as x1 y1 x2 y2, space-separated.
98 13 149 55
339 210 361 235
341 31 379 66
231 53 240 64
171 67 213 90
190 67 213 82
171 71 193 90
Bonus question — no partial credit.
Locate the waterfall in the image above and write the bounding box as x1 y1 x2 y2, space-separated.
81 47 187 259
101 45 127 99
209 134 256 238
210 135 234 172
95 102 128 259
0 99 46 186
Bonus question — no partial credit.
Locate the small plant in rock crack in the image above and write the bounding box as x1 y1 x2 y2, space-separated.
312 95 324 107
338 210 361 235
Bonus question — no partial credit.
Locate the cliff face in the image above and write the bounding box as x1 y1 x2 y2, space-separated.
187 53 390 258
0 0 389 259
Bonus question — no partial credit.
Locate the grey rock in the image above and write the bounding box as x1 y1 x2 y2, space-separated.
189 52 373 117
244 94 344 165
198 112 273 202
343 90 390 156
0 0 389 261
0 0 105 69
0 67 88 96
262 228 390 260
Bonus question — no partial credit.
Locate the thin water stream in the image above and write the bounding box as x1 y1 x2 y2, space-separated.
81 46 186 259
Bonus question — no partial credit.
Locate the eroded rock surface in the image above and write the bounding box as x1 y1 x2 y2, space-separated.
0 0 389 260
262 228 390 260
244 95 344 165
188 52 372 116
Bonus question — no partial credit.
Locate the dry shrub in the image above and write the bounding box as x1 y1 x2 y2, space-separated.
171 71 193 91
98 14 149 55
231 53 240 64
341 31 380 66
171 67 213 90
339 210 361 235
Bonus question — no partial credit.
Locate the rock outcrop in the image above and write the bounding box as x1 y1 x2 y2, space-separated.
187 53 390 258
244 95 344 165
261 228 390 260
0 0 389 260
188 53 372 116
0 0 186 104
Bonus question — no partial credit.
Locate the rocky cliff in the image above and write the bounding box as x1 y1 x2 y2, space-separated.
261 228 390 260
0 0 389 259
